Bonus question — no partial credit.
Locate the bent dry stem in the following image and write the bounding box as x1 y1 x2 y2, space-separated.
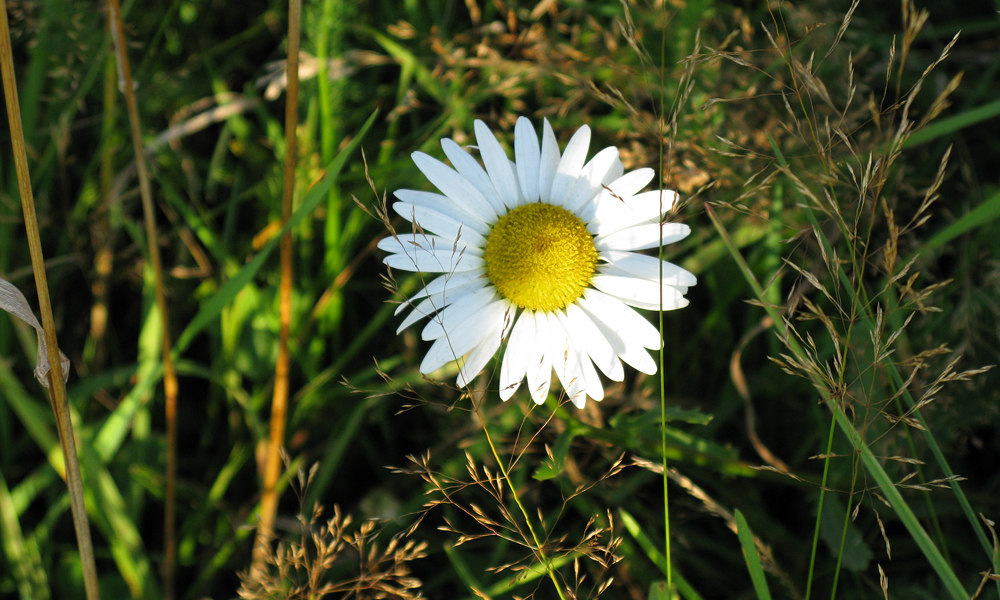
106 0 181 594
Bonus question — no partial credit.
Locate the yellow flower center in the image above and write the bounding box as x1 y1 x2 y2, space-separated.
484 203 597 311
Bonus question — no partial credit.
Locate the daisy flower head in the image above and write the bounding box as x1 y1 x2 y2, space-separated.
378 117 695 408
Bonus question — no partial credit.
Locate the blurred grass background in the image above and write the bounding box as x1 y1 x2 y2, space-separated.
2 0 999 598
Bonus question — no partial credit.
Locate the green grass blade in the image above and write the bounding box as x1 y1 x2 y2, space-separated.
735 510 772 600
765 136 993 582
923 188 1000 253
620 508 703 600
901 98 1000 149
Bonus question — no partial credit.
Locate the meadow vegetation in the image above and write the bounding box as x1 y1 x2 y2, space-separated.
1 0 999 598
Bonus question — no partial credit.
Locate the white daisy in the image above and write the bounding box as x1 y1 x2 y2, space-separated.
379 117 695 408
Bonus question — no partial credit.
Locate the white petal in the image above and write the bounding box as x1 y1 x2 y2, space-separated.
619 344 658 375
475 120 521 209
393 189 490 233
633 188 680 212
525 311 552 403
392 202 486 247
538 119 560 203
576 354 604 408
397 292 459 333
554 311 604 406
421 285 497 341
379 234 483 272
548 124 590 206
440 138 506 215
599 250 697 288
591 274 689 311
610 168 656 198
546 312 584 405
579 167 654 220
419 299 506 374
578 289 661 350
396 277 485 333
590 189 679 235
499 310 534 401
563 146 621 213
412 151 498 222
564 303 624 381
595 222 691 252
456 301 514 387
397 296 440 333
577 299 658 375
514 117 541 204
394 271 482 315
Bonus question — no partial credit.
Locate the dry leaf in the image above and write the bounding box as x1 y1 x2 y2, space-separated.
0 277 70 388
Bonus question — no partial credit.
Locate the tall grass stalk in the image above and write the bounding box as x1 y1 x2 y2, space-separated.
252 0 301 575
105 0 181 595
656 26 674 600
0 4 100 599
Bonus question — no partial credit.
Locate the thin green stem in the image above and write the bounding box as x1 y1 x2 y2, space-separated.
803 413 837 600
828 490 855 600
660 380 671 595
474 404 567 600
657 7 674 594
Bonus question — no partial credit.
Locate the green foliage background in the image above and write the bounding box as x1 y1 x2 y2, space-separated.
1 0 999 598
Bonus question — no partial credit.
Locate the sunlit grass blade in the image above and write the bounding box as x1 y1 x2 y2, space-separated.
80 448 157 599
454 547 577 600
0 472 50 600
922 188 1000 253
735 509 773 600
0 358 154 598
620 508 702 600
901 97 1000 149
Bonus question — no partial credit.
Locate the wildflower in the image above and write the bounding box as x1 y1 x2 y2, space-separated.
379 118 694 408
